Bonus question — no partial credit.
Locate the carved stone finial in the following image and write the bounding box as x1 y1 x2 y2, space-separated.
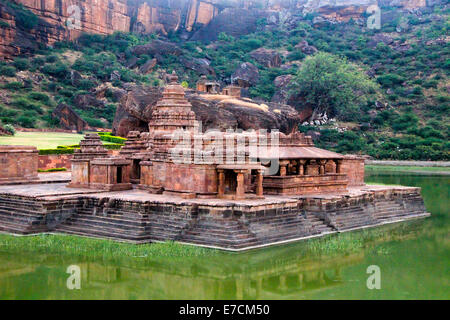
168 71 178 84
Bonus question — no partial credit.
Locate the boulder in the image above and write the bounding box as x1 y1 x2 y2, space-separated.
295 40 318 55
73 93 106 110
231 62 260 88
250 48 282 68
139 58 157 74
131 40 183 58
52 104 89 132
180 57 215 75
112 85 305 137
271 74 293 104
190 8 266 42
367 34 394 48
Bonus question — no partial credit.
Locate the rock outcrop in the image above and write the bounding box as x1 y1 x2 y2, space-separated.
52 104 89 132
112 84 305 137
0 0 433 59
231 62 260 88
250 48 282 68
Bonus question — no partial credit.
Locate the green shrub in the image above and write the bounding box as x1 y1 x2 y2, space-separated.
0 66 16 77
0 20 10 28
78 79 97 91
27 92 50 104
377 74 405 87
42 62 69 79
13 58 30 71
38 167 67 172
85 118 105 128
2 124 16 135
6 2 38 30
98 133 127 144
3 81 23 90
103 143 125 150
11 97 44 114
17 115 36 128
38 148 75 155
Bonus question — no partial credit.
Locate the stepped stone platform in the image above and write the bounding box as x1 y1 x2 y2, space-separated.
0 183 430 251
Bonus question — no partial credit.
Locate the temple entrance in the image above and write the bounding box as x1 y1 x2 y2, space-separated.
224 170 237 195
117 167 123 184
132 159 141 183
217 165 264 200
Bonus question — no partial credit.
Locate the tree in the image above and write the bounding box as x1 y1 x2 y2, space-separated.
289 52 378 121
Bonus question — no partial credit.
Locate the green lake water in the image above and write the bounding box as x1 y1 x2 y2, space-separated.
0 171 448 300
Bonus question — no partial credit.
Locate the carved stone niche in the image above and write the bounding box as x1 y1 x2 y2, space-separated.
89 157 132 191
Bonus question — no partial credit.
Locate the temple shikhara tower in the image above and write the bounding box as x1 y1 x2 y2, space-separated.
0 72 429 250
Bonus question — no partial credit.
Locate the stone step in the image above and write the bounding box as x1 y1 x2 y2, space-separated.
54 224 151 241
0 219 47 234
69 213 150 227
0 212 45 226
64 217 148 232
181 233 259 247
245 213 301 223
0 203 45 215
0 208 45 220
184 226 252 237
0 198 44 206
375 210 425 220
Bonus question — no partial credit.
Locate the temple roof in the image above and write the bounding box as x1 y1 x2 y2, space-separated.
256 146 344 160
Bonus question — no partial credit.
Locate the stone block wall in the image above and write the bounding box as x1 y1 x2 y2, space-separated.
38 154 73 171
340 156 365 186
0 146 39 183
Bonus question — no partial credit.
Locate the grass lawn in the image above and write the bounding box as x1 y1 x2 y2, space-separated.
0 234 217 259
0 132 84 149
366 165 450 175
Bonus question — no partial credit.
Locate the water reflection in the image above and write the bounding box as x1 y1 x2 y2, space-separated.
0 172 448 300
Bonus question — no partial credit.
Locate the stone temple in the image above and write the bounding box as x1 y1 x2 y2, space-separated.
0 72 430 251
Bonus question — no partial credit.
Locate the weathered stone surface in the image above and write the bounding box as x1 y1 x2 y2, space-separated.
271 74 293 104
73 93 105 110
0 183 430 249
39 154 72 171
52 104 89 132
231 62 259 88
250 48 282 68
180 57 215 75
139 58 157 74
0 0 433 59
295 40 318 55
112 84 304 137
131 40 183 58
0 145 39 184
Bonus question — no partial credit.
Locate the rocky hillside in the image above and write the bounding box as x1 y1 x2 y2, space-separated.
0 1 448 161
0 0 439 59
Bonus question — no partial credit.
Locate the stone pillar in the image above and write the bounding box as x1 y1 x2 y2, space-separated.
298 160 307 175
218 169 225 198
256 169 263 197
235 170 245 200
318 160 327 175
335 160 342 174
279 160 289 176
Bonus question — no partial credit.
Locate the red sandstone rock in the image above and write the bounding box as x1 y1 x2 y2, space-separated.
112 84 304 137
0 1 430 59
231 62 259 88
52 104 89 133
250 48 282 68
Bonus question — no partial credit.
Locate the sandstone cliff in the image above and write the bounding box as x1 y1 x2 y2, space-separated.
0 0 435 59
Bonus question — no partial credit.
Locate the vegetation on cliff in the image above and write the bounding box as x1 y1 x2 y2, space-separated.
0 6 448 160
